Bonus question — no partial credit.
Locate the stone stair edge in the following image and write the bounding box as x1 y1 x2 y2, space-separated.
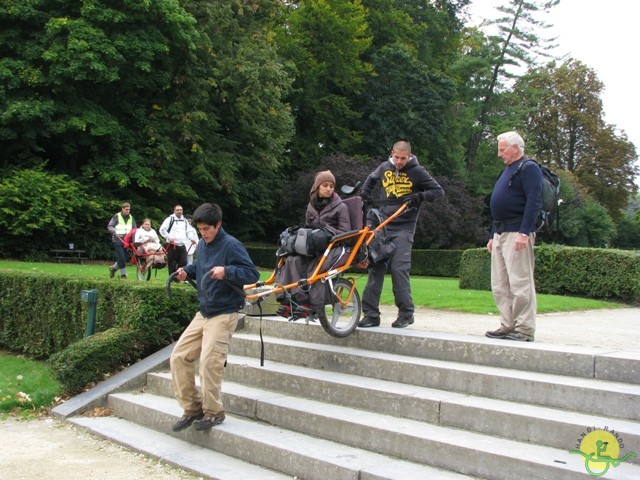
107 392 478 480
145 367 640 463
109 391 640 480
236 319 640 382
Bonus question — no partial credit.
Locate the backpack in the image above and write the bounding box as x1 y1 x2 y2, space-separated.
123 228 137 249
276 226 333 257
510 159 560 232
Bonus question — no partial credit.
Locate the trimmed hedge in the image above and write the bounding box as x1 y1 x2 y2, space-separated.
0 271 197 393
246 245 462 278
459 245 640 303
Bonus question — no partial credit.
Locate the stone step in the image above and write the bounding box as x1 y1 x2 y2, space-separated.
240 316 640 383
68 415 290 480
146 367 640 465
107 392 476 480
230 332 640 420
107 390 640 480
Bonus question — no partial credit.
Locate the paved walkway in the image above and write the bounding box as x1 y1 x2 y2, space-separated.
375 305 640 352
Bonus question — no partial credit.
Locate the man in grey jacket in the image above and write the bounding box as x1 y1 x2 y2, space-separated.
358 141 444 328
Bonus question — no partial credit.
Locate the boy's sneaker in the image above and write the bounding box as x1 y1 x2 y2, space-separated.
109 266 116 278
194 412 225 431
172 412 204 432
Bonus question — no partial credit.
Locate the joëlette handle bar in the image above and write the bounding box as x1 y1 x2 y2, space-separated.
165 271 197 299
243 202 409 302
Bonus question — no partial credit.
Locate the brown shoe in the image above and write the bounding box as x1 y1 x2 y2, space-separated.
505 332 534 342
194 412 225 431
172 412 204 432
485 328 510 339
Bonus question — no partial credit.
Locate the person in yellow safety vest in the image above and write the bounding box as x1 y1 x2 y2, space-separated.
107 202 137 279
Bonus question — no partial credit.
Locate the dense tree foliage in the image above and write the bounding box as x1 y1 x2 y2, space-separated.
463 0 558 173
0 0 637 258
514 59 638 218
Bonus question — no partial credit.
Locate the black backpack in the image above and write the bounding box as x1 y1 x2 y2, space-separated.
510 159 561 232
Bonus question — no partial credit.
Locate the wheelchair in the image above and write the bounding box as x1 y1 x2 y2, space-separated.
243 186 410 338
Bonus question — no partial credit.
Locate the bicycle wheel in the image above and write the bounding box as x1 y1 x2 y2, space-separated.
136 265 151 281
318 277 361 338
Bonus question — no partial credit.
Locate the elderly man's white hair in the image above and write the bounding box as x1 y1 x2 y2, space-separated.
497 131 525 155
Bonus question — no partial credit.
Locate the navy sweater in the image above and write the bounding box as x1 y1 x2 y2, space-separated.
184 228 259 318
489 156 543 236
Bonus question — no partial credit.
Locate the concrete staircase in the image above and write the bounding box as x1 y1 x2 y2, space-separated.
53 314 640 480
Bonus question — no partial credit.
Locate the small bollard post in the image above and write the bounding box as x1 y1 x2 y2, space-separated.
80 289 98 336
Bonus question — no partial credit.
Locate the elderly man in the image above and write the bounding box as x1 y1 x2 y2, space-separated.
485 131 543 342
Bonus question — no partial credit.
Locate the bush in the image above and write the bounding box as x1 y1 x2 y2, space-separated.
0 271 197 393
458 245 640 303
48 327 141 394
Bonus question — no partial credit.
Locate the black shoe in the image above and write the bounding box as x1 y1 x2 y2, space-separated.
485 328 510 339
276 304 291 318
109 266 116 279
172 412 204 432
505 332 534 342
391 316 414 328
120 274 127 279
194 412 225 431
358 317 380 328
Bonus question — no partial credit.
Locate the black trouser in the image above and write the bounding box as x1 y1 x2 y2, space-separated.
167 244 188 275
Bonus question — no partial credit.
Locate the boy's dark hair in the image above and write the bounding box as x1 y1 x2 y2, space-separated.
192 203 222 226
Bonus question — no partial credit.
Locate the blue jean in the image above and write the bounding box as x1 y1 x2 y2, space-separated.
112 240 127 269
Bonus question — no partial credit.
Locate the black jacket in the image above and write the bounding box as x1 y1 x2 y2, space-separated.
361 156 444 233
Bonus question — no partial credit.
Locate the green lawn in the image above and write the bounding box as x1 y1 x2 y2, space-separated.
0 351 61 418
0 260 623 314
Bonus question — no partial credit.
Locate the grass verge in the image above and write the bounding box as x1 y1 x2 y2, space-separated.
0 260 625 314
0 351 62 419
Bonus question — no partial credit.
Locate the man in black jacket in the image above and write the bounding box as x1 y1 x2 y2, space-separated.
358 141 444 328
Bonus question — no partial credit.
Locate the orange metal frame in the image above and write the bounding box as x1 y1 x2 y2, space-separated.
243 203 408 305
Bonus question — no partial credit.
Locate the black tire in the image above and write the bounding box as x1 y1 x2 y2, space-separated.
318 277 361 338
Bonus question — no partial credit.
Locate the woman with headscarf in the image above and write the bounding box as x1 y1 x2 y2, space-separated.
276 170 351 319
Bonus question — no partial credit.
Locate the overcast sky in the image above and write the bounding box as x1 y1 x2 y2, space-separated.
466 0 640 184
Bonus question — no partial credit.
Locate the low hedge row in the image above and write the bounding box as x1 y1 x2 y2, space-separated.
0 272 197 394
459 245 640 303
246 246 463 277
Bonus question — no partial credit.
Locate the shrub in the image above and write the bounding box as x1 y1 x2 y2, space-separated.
48 327 141 394
458 245 640 303
0 271 197 393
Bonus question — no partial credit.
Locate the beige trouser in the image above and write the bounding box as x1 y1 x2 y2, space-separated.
491 232 536 336
170 311 238 416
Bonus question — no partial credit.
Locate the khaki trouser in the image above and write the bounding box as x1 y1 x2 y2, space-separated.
170 311 238 416
491 232 536 336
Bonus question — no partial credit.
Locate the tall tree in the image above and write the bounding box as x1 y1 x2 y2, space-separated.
0 0 294 238
174 0 294 237
276 0 372 166
514 59 638 216
463 0 558 173
357 0 468 174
